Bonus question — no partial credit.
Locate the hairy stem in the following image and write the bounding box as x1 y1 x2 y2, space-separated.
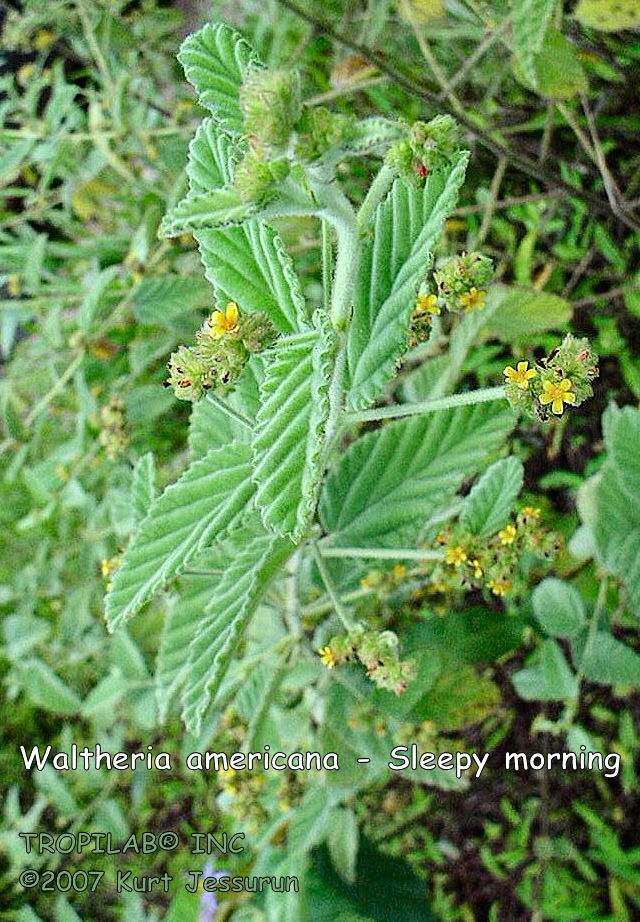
345 384 507 425
312 541 356 631
357 163 395 229
318 545 444 561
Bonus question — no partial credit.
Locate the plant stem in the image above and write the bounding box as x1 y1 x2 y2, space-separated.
318 545 444 561
321 220 333 314
205 393 253 430
357 163 395 229
345 385 507 424
312 541 356 631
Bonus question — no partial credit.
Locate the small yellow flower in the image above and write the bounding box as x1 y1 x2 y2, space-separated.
459 287 486 312
503 361 537 391
498 524 517 545
392 563 408 580
487 577 512 597
469 558 483 579
521 505 541 520
209 301 240 338
539 378 576 415
416 292 440 315
445 545 467 567
318 646 338 669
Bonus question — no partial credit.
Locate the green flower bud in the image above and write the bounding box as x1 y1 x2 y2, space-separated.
233 151 291 203
239 66 301 152
386 114 462 185
294 105 354 161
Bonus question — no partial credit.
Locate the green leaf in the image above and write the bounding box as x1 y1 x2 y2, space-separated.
320 402 514 547
155 547 226 722
514 30 588 99
327 808 359 885
608 405 640 506
512 639 578 701
182 518 293 733
186 121 307 333
346 152 469 411
533 578 586 638
580 632 640 686
188 396 251 459
512 0 557 86
177 22 259 131
159 188 260 237
574 0 640 31
105 443 255 631
486 285 572 342
132 274 212 325
131 452 156 527
252 313 335 539
461 456 523 536
19 660 81 715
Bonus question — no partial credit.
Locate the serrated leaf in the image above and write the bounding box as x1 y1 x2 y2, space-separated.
188 396 250 459
514 30 588 99
321 402 514 547
461 457 523 536
512 639 577 701
486 285 572 342
160 188 260 237
580 632 640 686
177 22 259 130
575 0 640 31
346 152 469 410
132 274 211 325
105 443 255 630
155 547 226 721
532 578 586 637
185 121 307 332
252 313 334 539
512 0 557 86
131 453 156 526
182 519 293 733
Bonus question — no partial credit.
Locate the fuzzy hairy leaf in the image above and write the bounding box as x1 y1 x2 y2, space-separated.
132 274 212 325
185 120 307 332
512 639 577 701
188 397 251 460
461 456 523 536
182 519 293 733
252 313 335 539
105 443 255 630
159 188 260 237
533 578 586 638
512 0 557 86
580 632 640 686
346 152 469 411
177 22 258 131
155 547 227 722
320 402 514 547
131 453 156 527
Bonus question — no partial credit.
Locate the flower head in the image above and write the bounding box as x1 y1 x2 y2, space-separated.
318 646 338 669
539 377 576 415
416 292 440 315
458 287 486 312
445 545 467 567
209 301 240 338
498 524 517 545
504 361 537 391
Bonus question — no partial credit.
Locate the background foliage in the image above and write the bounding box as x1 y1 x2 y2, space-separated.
2 1 640 921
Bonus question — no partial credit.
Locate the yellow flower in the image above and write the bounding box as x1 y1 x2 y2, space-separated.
539 378 576 415
392 563 408 580
458 287 486 312
209 301 240 338
498 524 517 545
318 646 338 669
416 292 440 315
503 361 537 391
445 545 467 567
487 577 512 597
469 558 483 579
521 505 541 519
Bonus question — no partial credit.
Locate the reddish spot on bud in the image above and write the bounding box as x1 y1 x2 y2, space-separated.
413 158 428 178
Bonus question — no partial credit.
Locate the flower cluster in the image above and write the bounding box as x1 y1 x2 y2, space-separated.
98 396 129 459
433 251 494 312
233 67 354 202
164 302 276 402
428 506 559 600
386 115 461 185
503 334 598 421
319 624 416 695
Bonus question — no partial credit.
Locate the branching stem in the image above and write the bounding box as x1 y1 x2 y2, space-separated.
345 385 507 425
